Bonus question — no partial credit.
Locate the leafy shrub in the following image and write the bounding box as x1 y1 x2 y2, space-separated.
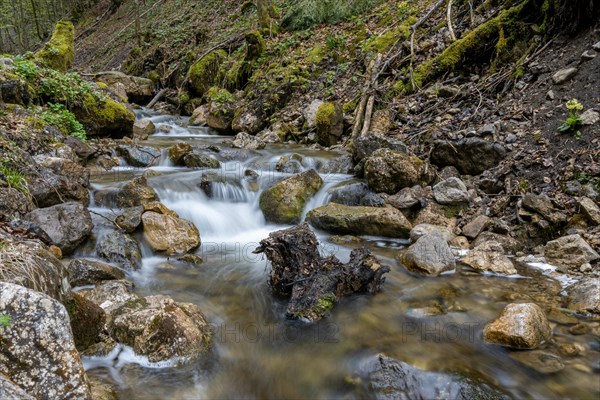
34 103 86 140
0 164 28 194
282 0 383 30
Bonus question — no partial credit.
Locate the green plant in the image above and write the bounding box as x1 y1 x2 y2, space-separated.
0 313 11 327
0 164 28 194
282 0 384 30
36 103 86 140
558 99 584 138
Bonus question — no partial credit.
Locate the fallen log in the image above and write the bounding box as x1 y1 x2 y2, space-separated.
254 223 390 322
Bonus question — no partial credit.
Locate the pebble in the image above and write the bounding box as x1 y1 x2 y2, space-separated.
593 41 600 52
546 90 555 100
558 343 582 357
569 323 588 335
581 50 596 61
552 67 578 85
580 263 592 273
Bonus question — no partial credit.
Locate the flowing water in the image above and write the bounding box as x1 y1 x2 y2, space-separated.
80 110 599 399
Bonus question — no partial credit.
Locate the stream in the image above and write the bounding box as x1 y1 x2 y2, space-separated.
77 110 598 399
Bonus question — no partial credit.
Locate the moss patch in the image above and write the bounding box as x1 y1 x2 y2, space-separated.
34 21 74 72
188 49 227 96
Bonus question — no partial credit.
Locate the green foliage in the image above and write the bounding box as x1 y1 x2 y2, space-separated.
35 103 86 140
0 163 28 194
205 87 234 106
282 0 384 30
558 99 584 138
0 313 11 327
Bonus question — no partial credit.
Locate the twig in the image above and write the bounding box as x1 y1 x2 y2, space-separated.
147 88 167 108
447 0 456 40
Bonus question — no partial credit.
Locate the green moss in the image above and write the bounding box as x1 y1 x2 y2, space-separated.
205 87 234 106
34 21 74 72
316 102 337 126
96 81 109 90
440 204 463 218
147 70 160 83
188 49 227 96
245 31 266 61
342 98 359 114
307 45 325 65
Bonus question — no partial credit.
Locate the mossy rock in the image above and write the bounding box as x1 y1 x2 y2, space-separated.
259 169 324 224
72 93 135 138
188 49 227 97
63 292 106 351
34 21 74 72
315 101 344 146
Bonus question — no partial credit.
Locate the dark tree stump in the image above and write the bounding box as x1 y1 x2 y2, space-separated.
254 223 390 322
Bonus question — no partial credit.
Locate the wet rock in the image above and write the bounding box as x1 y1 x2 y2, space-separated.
259 169 323 224
0 282 91 400
168 142 193 165
567 278 599 314
63 292 106 351
0 373 35 400
328 181 373 206
189 105 208 126
232 107 264 134
110 295 212 363
472 232 521 254
413 201 457 230
352 134 408 163
544 234 599 268
142 211 200 255
116 145 161 167
0 241 69 301
0 187 35 219
275 154 304 174
579 197 600 225
183 151 221 169
143 201 179 217
433 177 470 205
24 202 93 254
67 258 126 287
28 157 90 207
430 138 506 175
303 99 324 129
79 280 137 314
89 376 118 400
400 232 455 276
461 215 491 239
461 241 517 275
307 203 412 238
254 223 390 322
256 129 282 144
315 101 344 146
94 71 154 103
72 95 135 138
483 303 552 349
357 354 510 400
115 206 144 233
231 132 266 150
177 254 204 266
552 67 578 85
96 231 142 271
364 148 433 194
318 154 354 174
522 193 566 225
116 176 158 207
386 186 424 210
133 118 155 139
409 224 453 243
510 351 564 374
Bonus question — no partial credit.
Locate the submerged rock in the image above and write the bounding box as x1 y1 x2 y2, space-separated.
357 354 509 400
254 223 390 322
510 351 565 374
400 232 455 276
96 231 142 271
483 303 552 349
24 202 93 254
0 282 91 400
259 169 323 224
307 203 412 238
142 211 200 255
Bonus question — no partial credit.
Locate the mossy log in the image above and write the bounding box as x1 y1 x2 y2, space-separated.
254 223 390 322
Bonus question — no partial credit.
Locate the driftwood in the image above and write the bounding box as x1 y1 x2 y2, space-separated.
254 223 390 322
146 88 167 109
351 53 383 141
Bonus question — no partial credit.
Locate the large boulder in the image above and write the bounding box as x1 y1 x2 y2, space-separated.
352 134 408 163
364 149 433 194
0 282 91 399
232 107 264 134
303 99 324 129
24 202 93 254
430 138 506 175
110 295 212 363
72 93 135 138
461 241 517 275
94 71 154 104
307 203 412 237
544 234 599 268
259 169 323 224
34 21 74 71
433 177 470 205
116 145 161 167
483 303 552 349
28 157 90 207
188 50 227 97
566 278 599 314
116 176 158 208
142 211 200 255
400 232 455 276
96 231 142 271
67 258 126 287
0 241 69 301
357 354 509 400
315 101 344 146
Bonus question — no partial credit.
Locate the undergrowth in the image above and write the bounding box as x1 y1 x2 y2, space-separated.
281 0 384 30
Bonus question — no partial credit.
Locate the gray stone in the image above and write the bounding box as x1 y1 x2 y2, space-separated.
386 186 424 209
364 149 432 194
409 224 453 243
115 206 144 233
0 282 91 400
483 303 552 349
579 197 600 225
400 232 456 276
552 67 578 85
594 41 600 52
79 280 137 314
430 138 506 175
67 258 126 287
433 177 470 205
567 278 600 314
232 108 264 134
133 119 155 139
0 373 35 400
461 215 491 239
522 193 566 225
581 50 596 61
116 145 160 167
183 151 221 169
25 202 93 254
580 109 599 126
96 231 142 271
231 132 266 150
303 99 324 129
352 134 408 162
545 234 599 268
